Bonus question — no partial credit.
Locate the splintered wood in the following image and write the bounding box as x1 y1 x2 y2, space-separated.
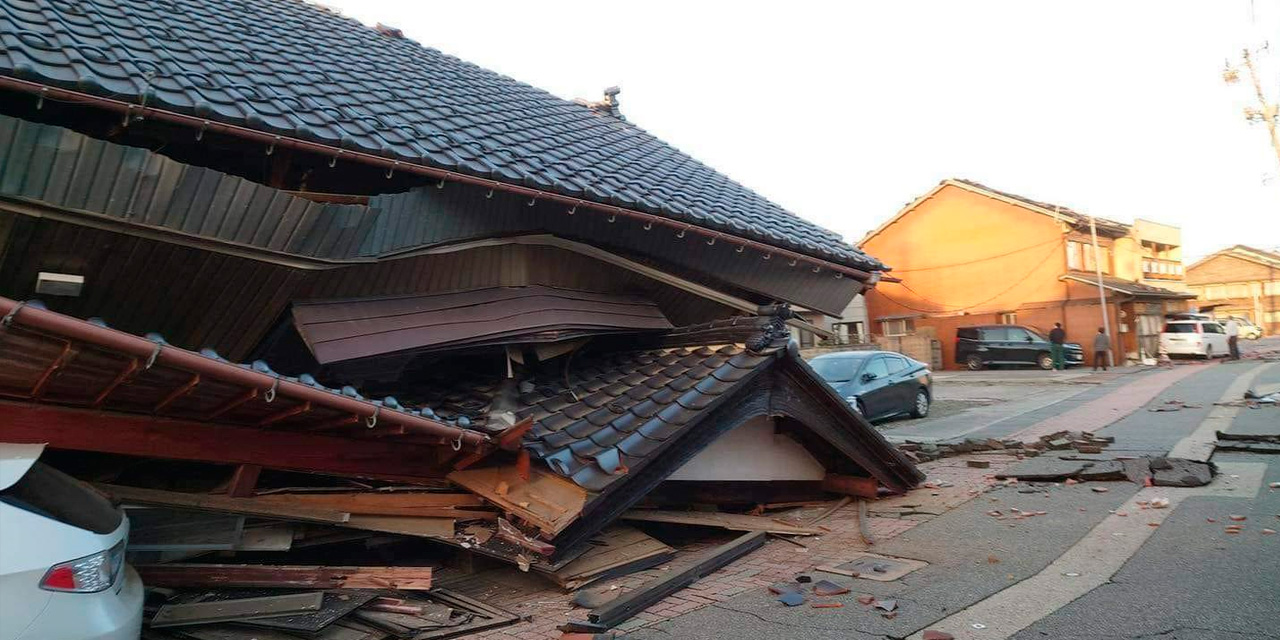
447 466 586 536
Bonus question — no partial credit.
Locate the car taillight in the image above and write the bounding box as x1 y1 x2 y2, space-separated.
39 540 125 593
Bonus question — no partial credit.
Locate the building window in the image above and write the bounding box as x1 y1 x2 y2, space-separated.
1265 311 1280 323
880 318 915 336
1067 241 1083 270
1266 281 1280 296
833 321 866 344
999 312 1017 325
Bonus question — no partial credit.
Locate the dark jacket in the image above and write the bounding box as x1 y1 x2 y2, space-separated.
1049 327 1066 345
1093 332 1110 351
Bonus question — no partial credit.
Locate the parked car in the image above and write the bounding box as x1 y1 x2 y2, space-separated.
1160 320 1230 359
0 443 142 640
955 325 1084 370
809 351 933 422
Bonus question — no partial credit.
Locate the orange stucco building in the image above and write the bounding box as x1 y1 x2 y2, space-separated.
861 180 1194 369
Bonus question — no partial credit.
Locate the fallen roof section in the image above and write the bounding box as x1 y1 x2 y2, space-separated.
432 318 923 556
292 286 673 364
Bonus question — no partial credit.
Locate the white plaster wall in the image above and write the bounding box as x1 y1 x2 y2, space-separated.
666 416 827 481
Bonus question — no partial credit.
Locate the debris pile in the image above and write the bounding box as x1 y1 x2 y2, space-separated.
899 431 1116 462
1214 432 1280 455
996 456 1215 487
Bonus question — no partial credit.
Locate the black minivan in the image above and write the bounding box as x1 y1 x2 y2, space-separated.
955 325 1083 370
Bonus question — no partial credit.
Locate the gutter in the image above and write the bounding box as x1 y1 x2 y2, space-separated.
0 77 879 281
0 297 490 449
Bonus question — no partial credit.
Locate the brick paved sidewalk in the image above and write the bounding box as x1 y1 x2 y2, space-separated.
464 454 1020 639
1005 364 1210 442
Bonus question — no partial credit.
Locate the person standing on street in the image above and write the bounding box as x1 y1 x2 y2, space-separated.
1092 327 1110 371
1224 318 1240 360
1049 322 1067 371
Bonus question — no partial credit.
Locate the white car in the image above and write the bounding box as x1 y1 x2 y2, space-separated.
0 444 143 640
1159 320 1230 359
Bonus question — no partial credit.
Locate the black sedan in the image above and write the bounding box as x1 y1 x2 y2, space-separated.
809 351 933 422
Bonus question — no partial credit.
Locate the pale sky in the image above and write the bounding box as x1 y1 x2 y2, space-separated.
325 0 1280 263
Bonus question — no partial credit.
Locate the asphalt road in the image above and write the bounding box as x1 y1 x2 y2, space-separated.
627 348 1280 640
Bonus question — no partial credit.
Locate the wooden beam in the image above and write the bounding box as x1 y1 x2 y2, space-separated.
0 401 449 482
257 401 311 427
821 474 879 498
585 532 765 628
225 464 261 498
92 358 138 408
96 484 350 524
205 388 257 420
134 564 432 590
29 341 72 399
451 418 532 471
154 374 200 413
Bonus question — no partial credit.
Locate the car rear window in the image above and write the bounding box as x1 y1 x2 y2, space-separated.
0 462 121 534
1163 323 1196 333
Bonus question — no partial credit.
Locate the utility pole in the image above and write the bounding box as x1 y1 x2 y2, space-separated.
1089 216 1115 367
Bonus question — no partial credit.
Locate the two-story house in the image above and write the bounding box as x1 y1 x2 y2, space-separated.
861 179 1195 369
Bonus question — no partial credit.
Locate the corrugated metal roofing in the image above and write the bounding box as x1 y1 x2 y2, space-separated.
292 286 674 364
0 0 880 270
0 113 863 315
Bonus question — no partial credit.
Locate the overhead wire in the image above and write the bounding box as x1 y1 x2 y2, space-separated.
873 240 1066 313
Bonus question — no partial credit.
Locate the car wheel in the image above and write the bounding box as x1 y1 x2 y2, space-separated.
911 388 930 418
1037 352 1053 370
966 355 984 371
1203 345 1213 360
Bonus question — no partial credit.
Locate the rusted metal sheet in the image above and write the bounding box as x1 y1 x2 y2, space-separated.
291 285 672 363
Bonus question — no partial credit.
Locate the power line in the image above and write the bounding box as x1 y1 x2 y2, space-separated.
873 240 1065 314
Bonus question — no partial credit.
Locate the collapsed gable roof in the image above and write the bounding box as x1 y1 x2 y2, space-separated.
0 0 881 272
433 319 922 554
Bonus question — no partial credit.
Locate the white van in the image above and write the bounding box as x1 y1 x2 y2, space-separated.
1159 320 1230 359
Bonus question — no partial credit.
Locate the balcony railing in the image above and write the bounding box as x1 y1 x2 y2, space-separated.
1142 259 1184 279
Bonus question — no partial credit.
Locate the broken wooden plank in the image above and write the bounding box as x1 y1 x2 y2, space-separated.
497 517 556 555
151 592 324 628
448 465 585 536
547 526 674 590
342 515 456 539
243 492 486 517
586 532 766 628
135 564 433 590
225 464 262 498
620 510 824 535
96 485 349 524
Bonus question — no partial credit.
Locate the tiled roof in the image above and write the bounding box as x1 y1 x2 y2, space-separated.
404 341 781 492
1061 273 1196 298
0 0 881 271
952 179 1131 235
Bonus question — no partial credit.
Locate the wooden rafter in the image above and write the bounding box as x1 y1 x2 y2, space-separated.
92 358 139 408
154 374 200 413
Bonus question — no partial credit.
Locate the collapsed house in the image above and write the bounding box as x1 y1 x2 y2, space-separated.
0 0 920 634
